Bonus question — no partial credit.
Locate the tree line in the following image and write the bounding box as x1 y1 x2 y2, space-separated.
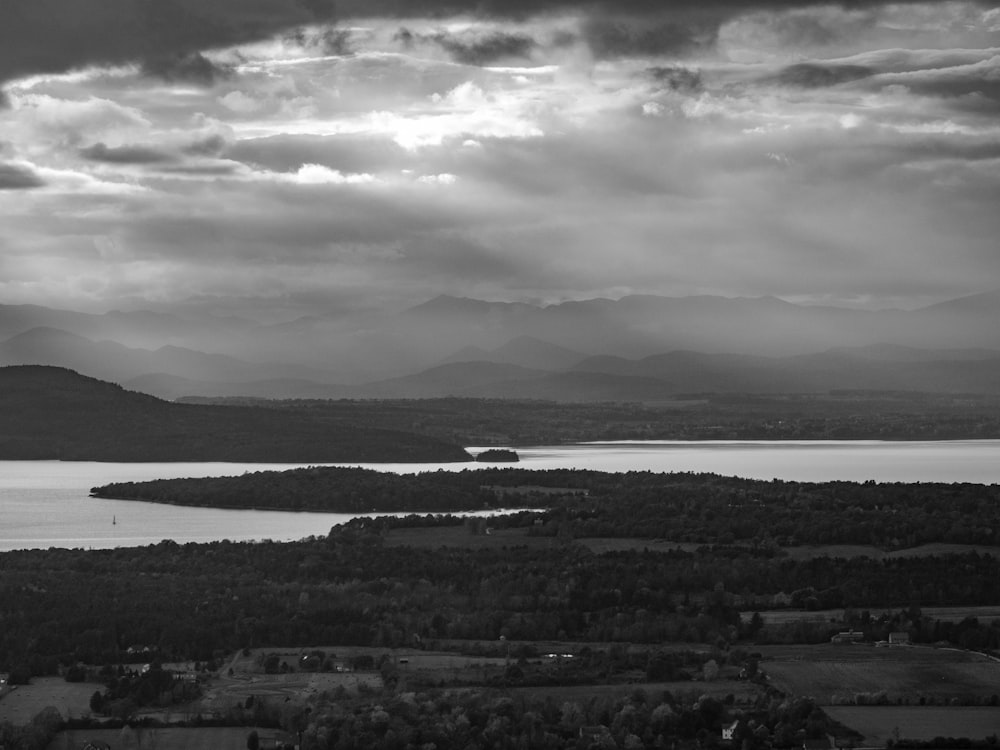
93 467 1000 549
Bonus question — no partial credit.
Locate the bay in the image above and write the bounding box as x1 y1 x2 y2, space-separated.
1 440 998 552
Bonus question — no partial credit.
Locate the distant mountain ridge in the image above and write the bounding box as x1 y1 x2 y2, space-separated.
3 291 1000 400
0 327 340 385
0 365 470 462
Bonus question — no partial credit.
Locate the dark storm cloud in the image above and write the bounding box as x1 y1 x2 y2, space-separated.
79 142 176 165
140 52 234 85
772 62 875 87
0 162 45 189
0 0 334 85
432 31 537 65
581 15 718 57
647 65 703 93
854 55 1000 112
5 0 987 85
335 0 961 19
283 26 354 55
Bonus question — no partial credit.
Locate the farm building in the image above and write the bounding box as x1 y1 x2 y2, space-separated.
722 720 739 741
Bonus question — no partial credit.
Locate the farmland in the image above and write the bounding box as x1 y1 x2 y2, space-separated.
760 644 1000 705
824 706 1000 744
0 678 95 725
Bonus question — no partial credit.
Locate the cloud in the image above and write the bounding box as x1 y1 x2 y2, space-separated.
2 2 999 315
6 0 993 87
79 142 176 164
431 30 537 65
581 15 718 58
647 65 703 93
0 162 45 189
770 62 875 87
0 0 334 86
140 53 234 85
867 55 1000 108
183 133 229 157
7 94 151 146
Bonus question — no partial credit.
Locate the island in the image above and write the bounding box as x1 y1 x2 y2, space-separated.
475 448 519 462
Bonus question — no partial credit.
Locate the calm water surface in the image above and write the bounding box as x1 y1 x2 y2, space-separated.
2 440 998 551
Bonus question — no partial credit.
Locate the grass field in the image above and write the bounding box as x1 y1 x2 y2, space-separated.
760 644 1000 705
47 726 283 750
825 706 1000 743
0 677 97 724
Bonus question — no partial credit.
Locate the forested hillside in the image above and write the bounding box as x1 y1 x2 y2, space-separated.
93 467 1000 549
0 366 470 462
2 527 999 678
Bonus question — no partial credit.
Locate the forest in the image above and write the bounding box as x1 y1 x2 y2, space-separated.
0 366 469 462
93 467 1000 549
179 391 1000 444
2 522 1000 677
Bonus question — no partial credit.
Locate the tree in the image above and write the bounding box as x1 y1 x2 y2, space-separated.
702 659 720 682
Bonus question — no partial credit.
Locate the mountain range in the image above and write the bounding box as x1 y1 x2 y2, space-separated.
3 291 1000 401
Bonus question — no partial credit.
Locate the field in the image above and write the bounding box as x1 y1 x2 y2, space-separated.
825 706 1000 743
0 677 97 724
760 644 1000 705
47 726 281 750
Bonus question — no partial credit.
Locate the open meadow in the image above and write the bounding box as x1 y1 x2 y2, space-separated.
759 644 1000 705
825 706 1000 743
0 678 97 724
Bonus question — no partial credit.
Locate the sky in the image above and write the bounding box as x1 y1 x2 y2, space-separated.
1 0 999 320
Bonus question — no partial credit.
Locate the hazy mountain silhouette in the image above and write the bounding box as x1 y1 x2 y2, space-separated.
0 327 339 385
3 291 1000 399
125 373 354 401
330 345 1000 401
0 365 470 461
441 336 589 370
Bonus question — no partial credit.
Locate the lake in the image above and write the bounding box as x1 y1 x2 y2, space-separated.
1 440 998 551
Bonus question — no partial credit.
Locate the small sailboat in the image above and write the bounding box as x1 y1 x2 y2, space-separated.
112 515 116 526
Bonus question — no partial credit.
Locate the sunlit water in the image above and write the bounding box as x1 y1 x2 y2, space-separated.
1 440 998 551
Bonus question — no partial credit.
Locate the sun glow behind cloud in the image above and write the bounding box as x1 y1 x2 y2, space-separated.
1 4 999 315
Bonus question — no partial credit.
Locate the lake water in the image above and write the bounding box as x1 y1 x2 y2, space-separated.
1 440 998 551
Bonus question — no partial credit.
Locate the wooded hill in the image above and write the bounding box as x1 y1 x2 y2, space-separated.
0 366 470 462
92 467 1000 550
